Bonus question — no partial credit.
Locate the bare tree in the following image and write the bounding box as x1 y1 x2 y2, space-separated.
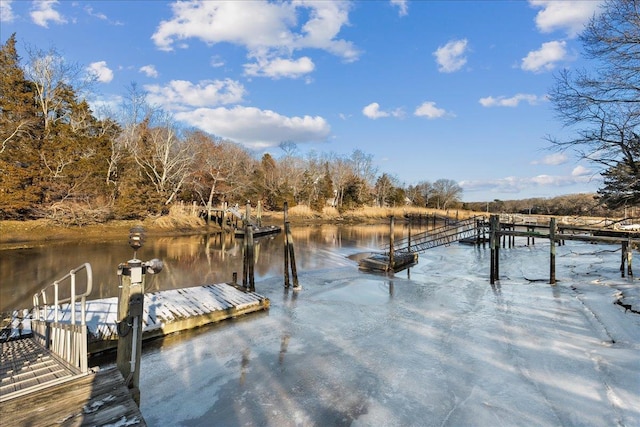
131 115 194 205
432 179 463 210
547 0 640 208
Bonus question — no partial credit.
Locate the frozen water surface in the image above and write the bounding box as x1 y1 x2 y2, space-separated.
138 241 639 426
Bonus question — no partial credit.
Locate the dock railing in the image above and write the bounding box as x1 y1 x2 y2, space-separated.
32 263 92 374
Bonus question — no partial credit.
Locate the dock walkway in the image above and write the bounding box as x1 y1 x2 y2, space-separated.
1 344 145 426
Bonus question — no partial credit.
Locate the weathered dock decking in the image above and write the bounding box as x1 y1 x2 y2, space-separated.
92 283 269 353
1 355 145 426
28 283 269 354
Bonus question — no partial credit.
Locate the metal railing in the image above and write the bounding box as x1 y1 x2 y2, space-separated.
32 263 92 374
384 216 488 254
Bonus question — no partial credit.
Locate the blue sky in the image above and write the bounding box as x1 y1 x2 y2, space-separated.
0 0 605 202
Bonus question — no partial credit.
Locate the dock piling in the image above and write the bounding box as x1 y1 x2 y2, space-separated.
550 218 556 285
283 202 299 289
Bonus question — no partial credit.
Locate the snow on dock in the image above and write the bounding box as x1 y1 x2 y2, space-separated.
31 284 269 354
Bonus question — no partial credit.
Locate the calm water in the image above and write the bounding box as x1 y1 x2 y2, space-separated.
0 222 430 312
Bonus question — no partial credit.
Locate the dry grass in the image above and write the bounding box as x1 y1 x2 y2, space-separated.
152 205 205 229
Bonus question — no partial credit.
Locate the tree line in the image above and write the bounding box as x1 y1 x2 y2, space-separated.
2 0 637 225
0 33 465 224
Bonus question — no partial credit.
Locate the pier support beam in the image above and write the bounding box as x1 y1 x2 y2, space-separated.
490 215 500 284
389 216 395 271
283 202 299 289
549 217 556 285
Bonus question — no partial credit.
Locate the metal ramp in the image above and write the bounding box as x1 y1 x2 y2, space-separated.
227 205 260 225
387 216 488 254
0 336 79 401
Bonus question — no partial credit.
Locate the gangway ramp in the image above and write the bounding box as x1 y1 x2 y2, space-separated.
386 216 488 254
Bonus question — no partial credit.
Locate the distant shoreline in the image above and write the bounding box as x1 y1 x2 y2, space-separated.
0 206 479 247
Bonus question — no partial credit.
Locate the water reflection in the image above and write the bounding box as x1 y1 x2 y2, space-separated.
0 222 432 312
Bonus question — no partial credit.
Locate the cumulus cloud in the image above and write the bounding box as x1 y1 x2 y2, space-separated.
86 61 114 83
1 0 14 22
529 0 603 38
391 0 408 16
145 79 246 111
521 40 567 72
31 0 67 28
433 39 468 73
531 153 568 166
139 65 159 78
479 93 544 107
414 101 448 119
174 106 331 149
151 1 358 79
244 56 315 79
362 102 404 119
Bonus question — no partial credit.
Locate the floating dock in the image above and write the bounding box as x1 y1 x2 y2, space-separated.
21 283 269 354
358 252 418 273
234 224 282 238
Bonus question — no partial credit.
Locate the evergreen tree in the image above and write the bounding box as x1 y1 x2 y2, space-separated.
0 34 41 218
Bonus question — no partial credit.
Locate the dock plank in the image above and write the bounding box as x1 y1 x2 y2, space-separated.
0 366 145 426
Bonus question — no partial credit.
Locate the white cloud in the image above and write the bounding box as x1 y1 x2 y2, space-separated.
521 40 567 73
139 65 159 78
459 171 598 195
86 61 114 83
144 79 246 111
433 39 468 73
531 152 568 165
174 106 331 149
244 56 315 79
572 165 591 176
363 103 388 119
1 0 14 22
391 0 408 16
151 1 358 79
414 101 447 119
31 0 67 28
84 6 107 21
479 93 543 108
362 102 404 119
529 0 603 38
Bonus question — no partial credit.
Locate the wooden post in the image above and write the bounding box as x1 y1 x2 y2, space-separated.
389 216 395 271
247 225 255 292
407 220 412 252
489 215 497 284
549 217 556 285
283 203 290 288
628 237 633 277
283 202 299 289
621 241 628 277
287 221 299 289
116 260 145 406
494 216 500 280
257 200 262 227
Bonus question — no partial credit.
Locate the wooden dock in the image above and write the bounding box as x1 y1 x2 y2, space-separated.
1 346 145 426
234 224 282 238
358 252 418 273
86 283 269 354
16 283 269 355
